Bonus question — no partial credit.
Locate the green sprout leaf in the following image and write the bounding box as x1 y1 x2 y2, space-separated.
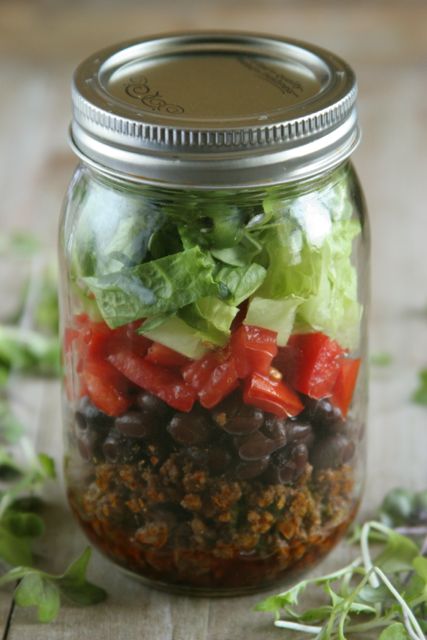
412 368 427 405
14 573 61 623
0 526 33 566
0 548 107 622
57 547 107 606
379 488 416 527
0 399 24 444
374 528 419 573
36 453 56 480
412 556 427 583
0 232 41 257
379 622 411 639
370 352 393 367
0 325 60 377
2 512 45 538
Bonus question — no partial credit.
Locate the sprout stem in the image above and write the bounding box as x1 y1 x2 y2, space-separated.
274 620 322 634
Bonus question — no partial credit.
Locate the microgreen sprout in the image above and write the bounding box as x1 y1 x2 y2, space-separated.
257 491 427 639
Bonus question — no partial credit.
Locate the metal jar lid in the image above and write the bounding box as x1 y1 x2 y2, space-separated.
70 31 360 188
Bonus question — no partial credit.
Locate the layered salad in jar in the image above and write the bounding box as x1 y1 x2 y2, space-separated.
62 162 366 593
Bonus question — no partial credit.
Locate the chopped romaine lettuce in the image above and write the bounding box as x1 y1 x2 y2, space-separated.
210 235 262 267
263 193 333 249
206 203 245 248
83 247 218 328
244 296 303 346
215 264 266 306
257 215 361 349
257 219 318 299
71 179 165 279
320 169 354 221
141 316 208 359
179 297 239 346
296 219 362 349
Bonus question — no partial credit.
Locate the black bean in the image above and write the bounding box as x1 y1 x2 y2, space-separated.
136 391 170 417
310 434 355 470
75 411 87 432
303 396 345 433
115 410 156 439
292 443 309 470
341 438 356 463
212 391 264 435
167 411 213 446
76 430 99 462
235 432 281 461
285 420 314 447
76 396 112 431
262 416 287 446
278 462 297 484
265 443 308 484
102 432 122 463
235 457 270 480
102 430 144 464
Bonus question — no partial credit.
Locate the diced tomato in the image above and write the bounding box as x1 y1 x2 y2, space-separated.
231 325 278 377
107 322 151 358
243 372 304 418
68 317 151 368
66 319 110 373
182 350 226 391
74 313 90 327
85 322 113 359
82 358 133 417
331 358 361 417
276 332 345 399
109 349 196 412
198 358 239 409
146 342 190 368
63 316 91 369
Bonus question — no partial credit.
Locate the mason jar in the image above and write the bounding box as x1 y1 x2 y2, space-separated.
59 32 369 595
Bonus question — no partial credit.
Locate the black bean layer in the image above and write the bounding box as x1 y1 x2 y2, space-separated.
73 388 357 482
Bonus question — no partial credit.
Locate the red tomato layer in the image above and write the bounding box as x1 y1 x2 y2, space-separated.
65 314 359 420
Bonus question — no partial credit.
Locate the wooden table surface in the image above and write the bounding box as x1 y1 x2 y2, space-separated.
1 1 427 638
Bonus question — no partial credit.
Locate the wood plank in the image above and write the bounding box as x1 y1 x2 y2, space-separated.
0 593 14 639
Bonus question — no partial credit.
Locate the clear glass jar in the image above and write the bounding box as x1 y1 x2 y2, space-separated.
59 33 369 595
